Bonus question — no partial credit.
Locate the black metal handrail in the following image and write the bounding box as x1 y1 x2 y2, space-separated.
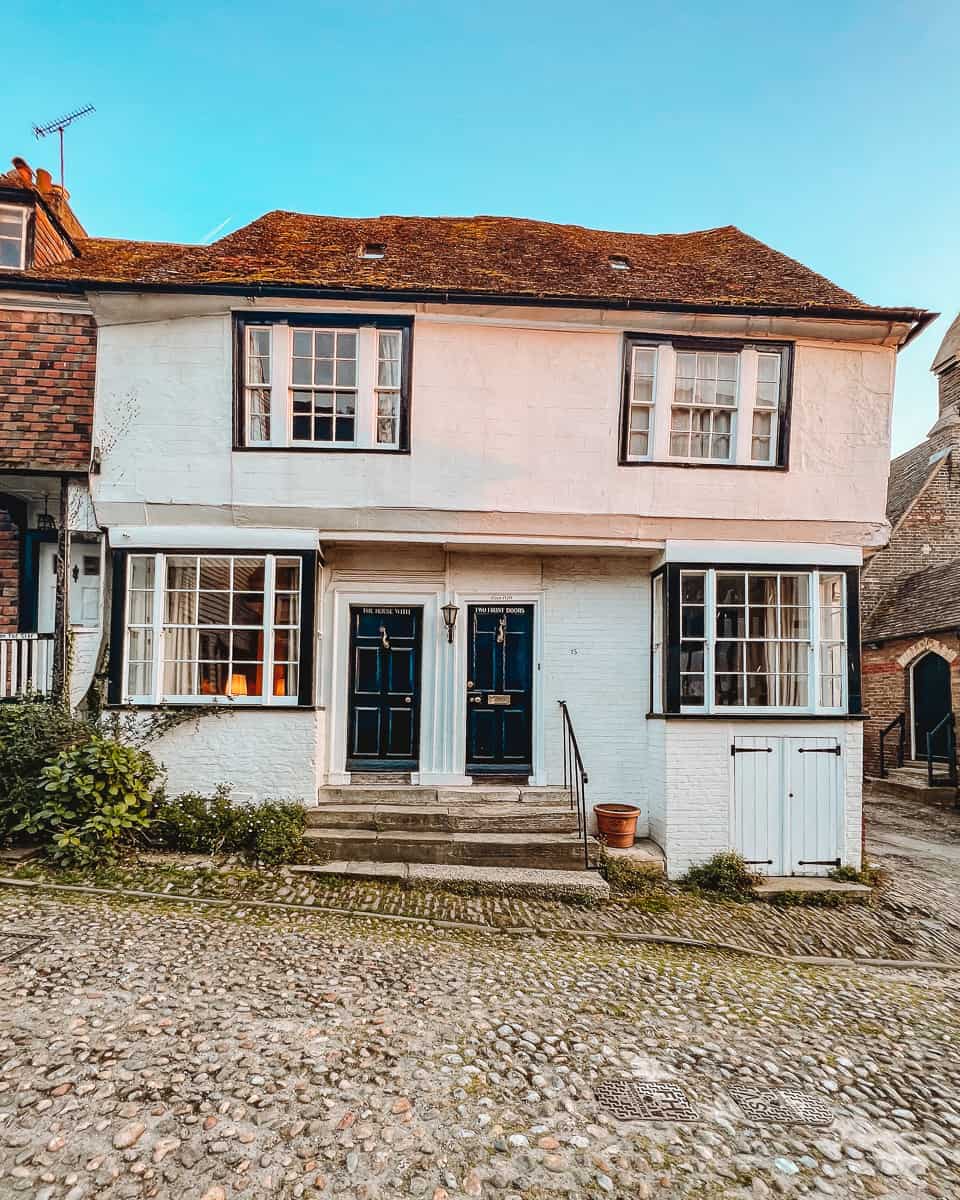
879 711 905 779
926 711 958 788
558 700 591 869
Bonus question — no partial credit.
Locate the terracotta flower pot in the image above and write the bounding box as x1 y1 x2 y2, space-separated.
594 804 640 849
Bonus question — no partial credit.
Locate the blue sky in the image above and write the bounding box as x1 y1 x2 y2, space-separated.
3 0 957 454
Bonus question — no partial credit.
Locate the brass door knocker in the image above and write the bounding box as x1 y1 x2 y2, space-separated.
379 624 391 650
496 615 506 645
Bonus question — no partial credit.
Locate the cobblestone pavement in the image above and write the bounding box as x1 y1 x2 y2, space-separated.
1 891 959 1200
10 835 960 965
864 787 960 957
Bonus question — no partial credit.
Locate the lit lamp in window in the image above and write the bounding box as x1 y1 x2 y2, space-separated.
440 602 459 644
228 673 248 697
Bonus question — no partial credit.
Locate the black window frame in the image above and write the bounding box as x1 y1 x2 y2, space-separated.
107 546 319 709
650 561 861 717
233 312 414 454
619 333 794 470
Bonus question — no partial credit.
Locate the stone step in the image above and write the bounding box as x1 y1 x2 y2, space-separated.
306 803 578 834
865 776 957 805
317 785 569 808
302 828 595 870
290 860 610 900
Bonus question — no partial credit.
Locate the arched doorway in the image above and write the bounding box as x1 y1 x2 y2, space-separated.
912 651 953 761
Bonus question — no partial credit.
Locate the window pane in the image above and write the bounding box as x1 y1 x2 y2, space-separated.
198 662 228 696
164 660 198 695
717 354 738 381
198 592 230 625
313 358 334 386
127 628 153 661
165 590 197 624
717 607 746 637
0 239 22 269
129 556 155 590
820 643 844 675
753 411 773 436
681 574 705 604
198 629 229 660
273 662 298 698
314 331 335 358
756 380 779 407
681 607 705 638
820 676 843 708
292 415 311 440
291 358 312 385
779 642 808 674
231 628 262 660
781 607 810 638
276 560 301 591
715 674 743 706
746 642 777 673
199 558 231 589
273 629 299 661
229 662 262 697
128 590 153 624
757 353 780 384
680 674 705 704
716 574 745 604
697 353 717 380
820 573 844 607
746 675 773 706
628 431 648 456
715 641 742 671
336 331 357 357
676 352 696 379
680 641 704 671
127 661 152 695
335 358 357 387
751 436 771 460
820 607 844 640
632 376 653 406
748 605 777 638
780 575 809 606
779 675 808 706
334 419 355 443
166 557 197 590
233 559 265 590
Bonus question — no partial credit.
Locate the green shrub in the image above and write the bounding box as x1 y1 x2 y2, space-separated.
680 851 761 899
19 735 160 866
152 788 305 863
0 697 91 843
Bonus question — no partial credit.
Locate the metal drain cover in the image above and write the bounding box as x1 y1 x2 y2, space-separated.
0 932 44 964
729 1086 833 1127
595 1078 700 1122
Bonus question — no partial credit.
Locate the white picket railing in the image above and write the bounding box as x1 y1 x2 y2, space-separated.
0 634 55 700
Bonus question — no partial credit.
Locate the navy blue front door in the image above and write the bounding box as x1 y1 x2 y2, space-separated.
466 605 533 775
347 606 421 769
913 651 952 762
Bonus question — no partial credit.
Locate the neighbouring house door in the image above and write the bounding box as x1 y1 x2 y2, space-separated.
733 736 842 876
36 541 101 632
346 606 422 770
465 604 533 776
912 652 952 762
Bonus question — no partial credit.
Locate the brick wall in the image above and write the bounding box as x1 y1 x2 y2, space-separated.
862 633 960 776
0 506 18 633
0 308 95 471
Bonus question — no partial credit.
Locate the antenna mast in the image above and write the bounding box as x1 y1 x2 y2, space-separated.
32 104 95 188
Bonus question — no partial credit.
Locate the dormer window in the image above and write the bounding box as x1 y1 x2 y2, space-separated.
609 255 631 271
359 242 386 260
0 204 28 270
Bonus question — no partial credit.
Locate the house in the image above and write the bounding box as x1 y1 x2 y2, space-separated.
0 158 102 707
0 164 934 878
862 313 960 797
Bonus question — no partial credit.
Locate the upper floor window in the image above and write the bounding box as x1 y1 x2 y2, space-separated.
651 564 858 715
0 205 28 270
621 336 792 468
236 315 412 452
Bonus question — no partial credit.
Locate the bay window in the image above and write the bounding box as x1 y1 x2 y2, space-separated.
620 335 792 467
652 565 859 715
236 314 411 452
119 552 313 705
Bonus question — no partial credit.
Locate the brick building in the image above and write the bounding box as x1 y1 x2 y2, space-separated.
0 158 101 702
862 313 960 793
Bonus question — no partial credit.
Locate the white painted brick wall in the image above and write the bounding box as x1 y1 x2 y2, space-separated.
661 719 863 878
147 709 322 804
541 560 649 832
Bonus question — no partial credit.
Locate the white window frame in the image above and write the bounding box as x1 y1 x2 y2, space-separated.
121 552 302 706
0 204 28 271
290 326 360 448
622 339 789 468
675 567 847 715
669 349 739 464
238 319 409 451
374 328 403 449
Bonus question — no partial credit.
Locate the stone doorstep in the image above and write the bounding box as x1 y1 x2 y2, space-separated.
289 859 611 899
864 776 958 806
305 803 579 834
753 877 873 898
302 827 595 869
316 785 569 807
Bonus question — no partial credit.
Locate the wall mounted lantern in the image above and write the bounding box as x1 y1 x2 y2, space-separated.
441 602 459 644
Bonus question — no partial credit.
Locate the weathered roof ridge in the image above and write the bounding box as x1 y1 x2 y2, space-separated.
863 557 960 642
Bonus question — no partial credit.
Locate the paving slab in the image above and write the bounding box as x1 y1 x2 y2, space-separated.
754 877 872 897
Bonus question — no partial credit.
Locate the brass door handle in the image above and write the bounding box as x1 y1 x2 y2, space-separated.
467 680 474 689
404 696 412 704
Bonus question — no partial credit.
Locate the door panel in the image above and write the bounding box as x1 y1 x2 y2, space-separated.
784 738 842 875
913 652 952 761
347 606 422 768
733 736 842 876
466 604 533 774
732 736 782 874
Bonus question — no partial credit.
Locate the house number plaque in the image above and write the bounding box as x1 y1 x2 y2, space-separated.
488 694 511 705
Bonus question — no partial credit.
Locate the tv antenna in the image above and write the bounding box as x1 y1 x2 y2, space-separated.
32 104 95 188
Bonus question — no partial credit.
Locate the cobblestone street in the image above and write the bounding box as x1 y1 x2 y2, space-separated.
0 888 958 1200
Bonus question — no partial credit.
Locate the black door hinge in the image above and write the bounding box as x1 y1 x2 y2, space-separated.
798 746 841 756
731 745 773 756
742 859 774 865
797 858 842 867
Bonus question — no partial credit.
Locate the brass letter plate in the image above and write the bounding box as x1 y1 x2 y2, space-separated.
488 694 511 706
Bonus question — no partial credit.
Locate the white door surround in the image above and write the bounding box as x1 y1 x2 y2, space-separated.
323 579 546 787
